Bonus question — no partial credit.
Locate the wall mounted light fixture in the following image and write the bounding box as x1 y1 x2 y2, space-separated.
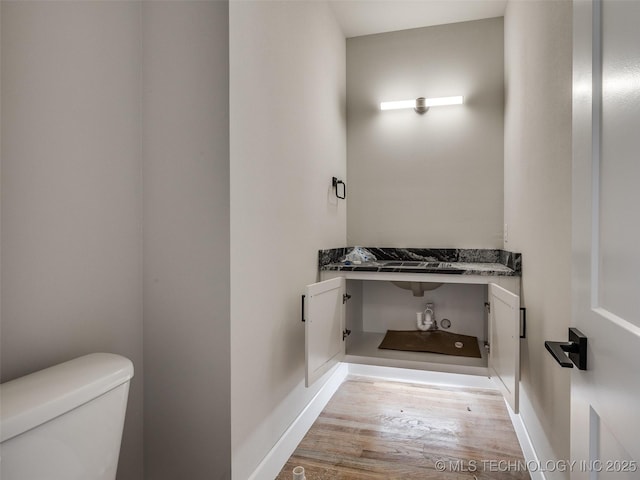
380 96 464 114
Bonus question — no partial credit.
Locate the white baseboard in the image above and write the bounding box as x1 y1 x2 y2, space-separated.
504 391 547 480
347 363 497 389
246 363 349 480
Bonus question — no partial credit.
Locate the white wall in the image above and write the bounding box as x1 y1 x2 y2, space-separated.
346 18 504 248
142 2 230 479
229 1 346 478
504 1 572 478
0 3 143 479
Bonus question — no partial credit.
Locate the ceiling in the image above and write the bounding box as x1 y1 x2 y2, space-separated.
328 0 507 38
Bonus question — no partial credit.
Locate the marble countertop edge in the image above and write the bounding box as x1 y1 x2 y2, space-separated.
318 247 521 277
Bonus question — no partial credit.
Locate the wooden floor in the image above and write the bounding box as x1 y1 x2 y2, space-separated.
277 377 529 479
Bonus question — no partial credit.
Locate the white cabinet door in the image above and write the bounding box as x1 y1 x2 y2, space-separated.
488 283 520 413
305 277 346 387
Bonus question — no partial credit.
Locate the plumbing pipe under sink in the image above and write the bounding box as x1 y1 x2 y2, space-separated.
417 303 437 331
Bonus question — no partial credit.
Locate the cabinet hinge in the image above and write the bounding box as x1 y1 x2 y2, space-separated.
343 293 352 304
484 342 490 353
484 302 490 313
343 329 351 341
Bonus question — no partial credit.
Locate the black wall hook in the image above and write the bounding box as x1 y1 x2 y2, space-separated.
332 177 346 199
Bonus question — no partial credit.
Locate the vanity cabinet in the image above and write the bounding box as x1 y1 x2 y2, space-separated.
304 270 521 412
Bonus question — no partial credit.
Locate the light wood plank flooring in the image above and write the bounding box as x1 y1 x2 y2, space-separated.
277 376 529 479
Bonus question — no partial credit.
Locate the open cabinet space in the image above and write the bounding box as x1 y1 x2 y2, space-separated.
346 332 489 373
305 271 521 413
344 280 489 375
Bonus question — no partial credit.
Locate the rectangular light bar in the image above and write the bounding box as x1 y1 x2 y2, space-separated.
380 99 416 111
380 96 464 111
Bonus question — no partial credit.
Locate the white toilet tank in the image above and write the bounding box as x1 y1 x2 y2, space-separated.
0 353 134 480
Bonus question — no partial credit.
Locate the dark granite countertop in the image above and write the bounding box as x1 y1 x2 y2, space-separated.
319 247 521 277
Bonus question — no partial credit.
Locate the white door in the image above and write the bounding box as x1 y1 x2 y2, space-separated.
488 283 520 414
304 277 346 387
571 0 640 477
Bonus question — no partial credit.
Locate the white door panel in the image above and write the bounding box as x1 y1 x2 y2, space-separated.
304 277 345 387
488 283 520 413
571 1 640 477
599 0 640 327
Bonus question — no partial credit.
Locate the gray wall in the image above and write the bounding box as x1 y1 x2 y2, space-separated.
142 2 230 479
1 2 231 479
346 18 504 248
504 1 572 478
1 3 143 479
229 2 346 478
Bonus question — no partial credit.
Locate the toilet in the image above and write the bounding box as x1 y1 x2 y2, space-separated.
0 353 134 480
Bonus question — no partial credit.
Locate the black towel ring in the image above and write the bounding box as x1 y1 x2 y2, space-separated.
332 177 346 200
